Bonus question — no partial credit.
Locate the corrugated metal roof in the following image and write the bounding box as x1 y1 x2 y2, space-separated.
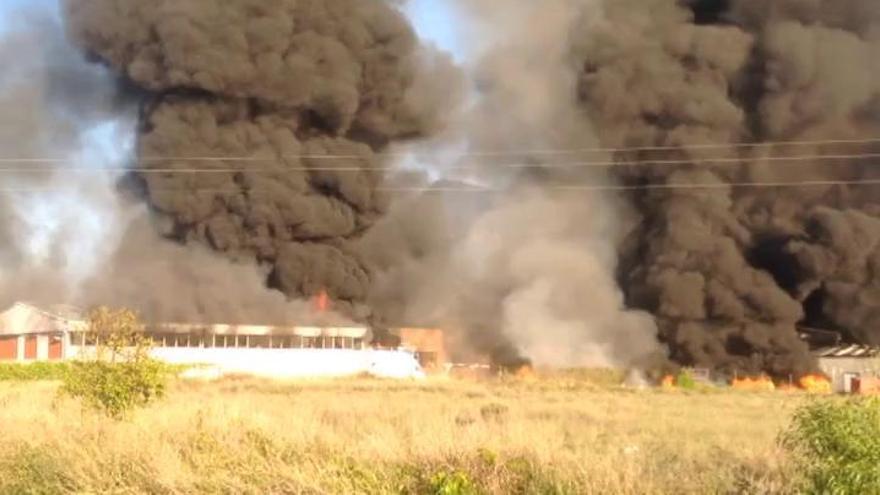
816 344 880 358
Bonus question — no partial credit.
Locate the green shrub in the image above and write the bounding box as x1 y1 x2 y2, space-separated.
675 370 697 390
782 397 880 494
60 307 171 419
428 469 481 495
0 362 70 381
61 359 169 419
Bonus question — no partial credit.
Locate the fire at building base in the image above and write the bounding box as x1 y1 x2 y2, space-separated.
0 300 539 381
3 299 878 392
0 302 445 380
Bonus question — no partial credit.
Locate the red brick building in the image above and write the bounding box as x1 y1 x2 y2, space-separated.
0 302 78 362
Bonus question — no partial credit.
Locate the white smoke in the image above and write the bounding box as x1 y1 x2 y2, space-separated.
373 0 662 368
0 1 129 305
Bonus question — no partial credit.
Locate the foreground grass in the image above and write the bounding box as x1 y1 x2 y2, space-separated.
0 374 807 494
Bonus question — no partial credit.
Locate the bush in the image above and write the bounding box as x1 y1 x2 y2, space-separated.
61 359 169 419
675 370 697 390
428 469 481 495
60 307 170 419
782 397 880 494
0 362 70 381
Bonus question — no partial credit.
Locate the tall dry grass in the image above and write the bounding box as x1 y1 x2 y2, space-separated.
0 373 806 494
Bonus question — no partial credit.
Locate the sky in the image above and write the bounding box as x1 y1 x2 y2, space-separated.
0 0 56 32
404 0 466 61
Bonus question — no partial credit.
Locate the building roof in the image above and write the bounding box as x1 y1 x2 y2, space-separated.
0 303 369 339
0 302 81 336
146 323 368 338
815 344 880 358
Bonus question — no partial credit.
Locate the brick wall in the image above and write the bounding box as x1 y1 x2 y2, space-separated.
398 328 447 370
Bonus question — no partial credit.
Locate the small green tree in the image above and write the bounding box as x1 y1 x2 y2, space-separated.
61 307 169 419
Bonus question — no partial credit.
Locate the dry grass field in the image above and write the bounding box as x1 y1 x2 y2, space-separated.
0 371 809 494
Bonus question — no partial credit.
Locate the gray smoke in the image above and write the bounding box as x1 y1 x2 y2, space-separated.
364 0 663 370
0 3 127 308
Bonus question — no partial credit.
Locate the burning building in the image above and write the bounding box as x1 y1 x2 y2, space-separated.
0 302 428 379
815 344 880 394
1 0 879 379
395 327 448 372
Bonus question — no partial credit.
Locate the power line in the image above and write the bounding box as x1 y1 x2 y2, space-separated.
381 178 880 193
3 178 880 194
0 136 878 164
0 151 878 174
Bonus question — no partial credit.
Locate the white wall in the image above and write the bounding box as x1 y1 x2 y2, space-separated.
818 357 880 392
62 332 72 359
67 345 426 379
36 335 48 360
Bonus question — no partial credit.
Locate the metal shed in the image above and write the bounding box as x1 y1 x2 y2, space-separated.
815 344 880 393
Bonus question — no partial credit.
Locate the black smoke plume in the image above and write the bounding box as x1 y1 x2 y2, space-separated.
62 0 460 319
574 0 880 376
52 0 880 377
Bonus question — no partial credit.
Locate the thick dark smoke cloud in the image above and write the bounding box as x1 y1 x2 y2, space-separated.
47 0 878 377
62 0 460 315
363 0 664 371
573 0 880 376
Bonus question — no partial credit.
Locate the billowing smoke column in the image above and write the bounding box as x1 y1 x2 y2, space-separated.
573 0 880 376
365 0 880 375
363 0 664 370
61 0 459 321
16 0 875 376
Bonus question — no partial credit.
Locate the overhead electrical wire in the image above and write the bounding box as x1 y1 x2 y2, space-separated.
0 136 878 165
3 178 880 194
0 137 878 193
0 152 877 174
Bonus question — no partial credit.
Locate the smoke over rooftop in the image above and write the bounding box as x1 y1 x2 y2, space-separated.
362 0 664 370
59 0 461 322
0 0 876 375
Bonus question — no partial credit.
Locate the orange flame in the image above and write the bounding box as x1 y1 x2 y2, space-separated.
514 365 535 379
314 290 329 313
799 373 832 394
661 375 675 389
731 375 776 392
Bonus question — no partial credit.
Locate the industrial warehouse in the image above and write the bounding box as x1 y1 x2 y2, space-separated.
4 300 880 392
0 302 447 379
